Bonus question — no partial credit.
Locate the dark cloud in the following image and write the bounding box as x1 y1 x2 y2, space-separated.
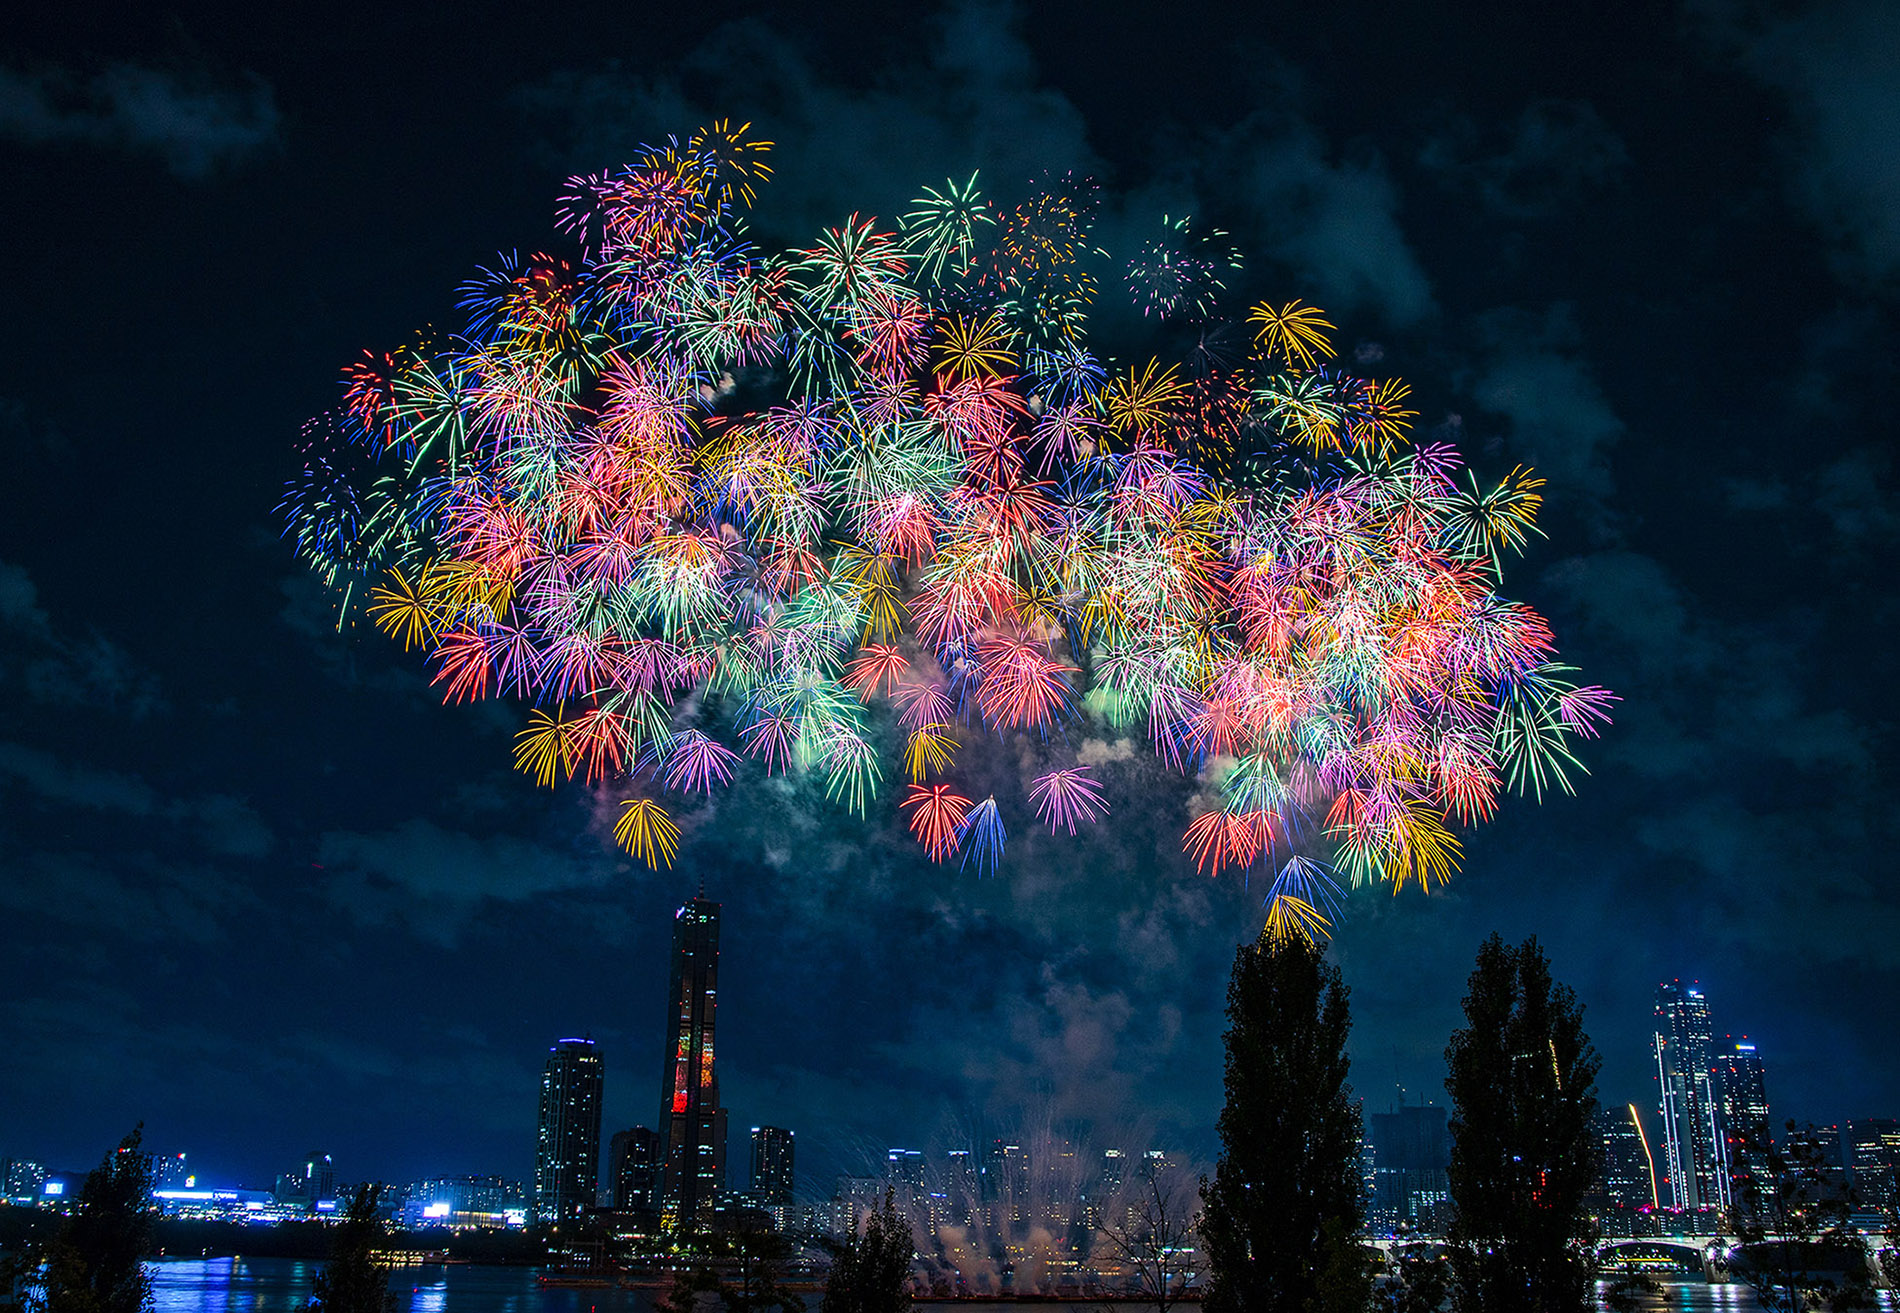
0 60 279 178
1543 548 1892 969
519 1 1097 240
1420 100 1628 219
0 742 271 857
518 0 1432 329
1207 115 1434 324
1725 0 1900 286
1468 305 1624 511
0 560 163 715
314 817 621 944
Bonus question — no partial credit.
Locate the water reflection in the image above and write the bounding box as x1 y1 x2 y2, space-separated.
148 1261 1897 1313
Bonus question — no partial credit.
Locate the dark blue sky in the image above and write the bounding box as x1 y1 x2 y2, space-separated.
1 0 1896 1196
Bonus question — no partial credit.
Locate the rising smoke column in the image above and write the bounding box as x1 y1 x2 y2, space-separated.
282 122 1612 940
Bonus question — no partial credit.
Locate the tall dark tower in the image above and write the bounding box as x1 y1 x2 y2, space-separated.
750 1126 795 1205
535 1038 604 1222
609 1126 661 1214
660 895 727 1228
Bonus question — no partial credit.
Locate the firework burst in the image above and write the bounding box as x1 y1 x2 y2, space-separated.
285 127 1611 942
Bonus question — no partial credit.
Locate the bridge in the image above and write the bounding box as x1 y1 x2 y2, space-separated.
1594 1237 1720 1278
1368 1236 1723 1279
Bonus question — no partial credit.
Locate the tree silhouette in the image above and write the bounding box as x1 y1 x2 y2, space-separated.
1200 933 1368 1313
39 1126 155 1313
309 1185 395 1313
1444 934 1601 1313
821 1189 912 1313
1727 1121 1874 1313
1094 1158 1200 1313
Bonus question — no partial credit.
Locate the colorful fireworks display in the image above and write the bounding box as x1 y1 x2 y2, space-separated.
283 123 1612 940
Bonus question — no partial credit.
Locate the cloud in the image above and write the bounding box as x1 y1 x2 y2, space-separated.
519 1 1096 240
518 0 1432 328
315 818 618 942
1541 548 1890 968
1420 100 1627 219
1217 118 1435 325
1712 0 1900 285
0 397 68 458
0 849 250 944
0 61 280 178
0 742 273 857
0 560 164 716
1469 305 1624 509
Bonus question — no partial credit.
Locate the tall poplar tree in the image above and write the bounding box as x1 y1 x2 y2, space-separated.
1444 935 1601 1313
1200 933 1367 1313
41 1127 154 1313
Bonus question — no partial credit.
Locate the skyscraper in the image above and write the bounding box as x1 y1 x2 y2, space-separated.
752 1127 795 1205
609 1126 660 1214
304 1151 336 1203
1716 1039 1771 1213
1847 1119 1900 1214
989 1140 1030 1224
1653 981 1729 1221
659 894 727 1228
1591 1105 1659 1234
1367 1106 1451 1235
535 1037 604 1222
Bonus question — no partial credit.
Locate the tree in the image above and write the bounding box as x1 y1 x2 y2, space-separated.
1094 1159 1201 1313
40 1126 155 1313
821 1189 912 1313
712 1211 804 1313
1376 1244 1450 1313
1200 933 1368 1313
1727 1121 1874 1313
308 1185 395 1313
1 1250 46 1313
1443 934 1601 1313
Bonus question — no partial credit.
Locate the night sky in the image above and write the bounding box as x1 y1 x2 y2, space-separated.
2 0 1896 1197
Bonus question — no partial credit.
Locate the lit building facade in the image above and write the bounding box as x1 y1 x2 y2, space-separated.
752 1126 795 1206
401 1175 526 1229
535 1037 604 1222
609 1126 661 1214
1592 1104 1660 1234
1 1159 45 1207
1654 981 1729 1223
1366 1106 1451 1236
1847 1120 1899 1213
659 895 726 1227
1716 1039 1771 1215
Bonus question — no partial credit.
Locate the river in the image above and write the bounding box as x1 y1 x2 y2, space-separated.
148 1258 1898 1313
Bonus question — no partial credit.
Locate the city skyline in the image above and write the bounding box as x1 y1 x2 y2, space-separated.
2 0 1898 1197
11 953 1895 1229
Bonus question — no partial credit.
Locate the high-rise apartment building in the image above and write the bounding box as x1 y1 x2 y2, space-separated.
609 1126 661 1214
752 1127 795 1205
989 1140 1030 1224
1654 981 1729 1221
1591 1104 1660 1234
1847 1119 1900 1213
1 1159 45 1207
1367 1106 1451 1235
659 895 727 1227
304 1151 336 1203
1716 1039 1771 1213
535 1037 604 1222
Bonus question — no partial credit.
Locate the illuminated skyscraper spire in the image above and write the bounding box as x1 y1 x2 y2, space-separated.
1653 981 1730 1224
659 893 726 1227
